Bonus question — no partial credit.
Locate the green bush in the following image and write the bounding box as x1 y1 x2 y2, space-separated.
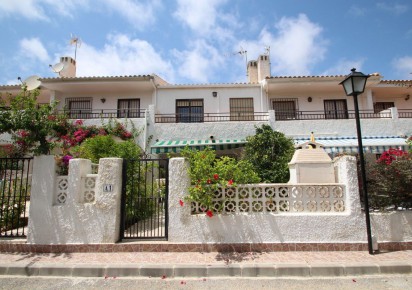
181 147 260 213
243 125 295 183
75 135 141 162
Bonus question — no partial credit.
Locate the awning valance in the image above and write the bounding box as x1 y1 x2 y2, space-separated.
150 139 247 154
294 136 408 154
150 136 408 155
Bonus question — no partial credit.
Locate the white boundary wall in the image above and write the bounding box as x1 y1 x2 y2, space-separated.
168 156 412 244
26 155 411 245
27 156 123 244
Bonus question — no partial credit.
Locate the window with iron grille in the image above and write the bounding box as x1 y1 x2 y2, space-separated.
271 98 298 120
373 102 394 113
65 98 92 119
324 99 348 119
176 99 204 123
229 98 254 121
118 99 140 118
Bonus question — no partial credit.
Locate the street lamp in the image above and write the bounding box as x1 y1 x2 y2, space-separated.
340 68 373 255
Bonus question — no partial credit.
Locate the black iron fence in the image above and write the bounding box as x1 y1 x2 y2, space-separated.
0 157 33 238
120 158 169 240
155 112 269 123
274 110 392 121
55 109 146 119
398 109 412 118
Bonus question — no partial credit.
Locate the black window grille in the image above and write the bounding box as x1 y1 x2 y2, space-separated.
176 99 204 123
65 98 92 119
118 99 141 118
272 98 298 120
324 99 348 119
229 98 254 121
373 102 394 113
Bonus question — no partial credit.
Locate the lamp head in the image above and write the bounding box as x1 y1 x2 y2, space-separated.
339 68 370 96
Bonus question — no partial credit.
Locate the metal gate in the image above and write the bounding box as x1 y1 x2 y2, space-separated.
120 158 169 240
0 157 33 238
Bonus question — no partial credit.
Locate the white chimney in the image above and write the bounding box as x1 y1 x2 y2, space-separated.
59 56 76 78
257 54 270 81
247 60 258 83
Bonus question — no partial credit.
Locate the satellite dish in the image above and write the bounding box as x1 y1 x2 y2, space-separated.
23 75 41 91
50 62 65 73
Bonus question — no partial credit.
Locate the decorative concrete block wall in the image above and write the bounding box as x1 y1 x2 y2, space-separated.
27 156 123 244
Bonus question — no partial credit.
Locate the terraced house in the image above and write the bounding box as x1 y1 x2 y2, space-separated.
1 54 411 157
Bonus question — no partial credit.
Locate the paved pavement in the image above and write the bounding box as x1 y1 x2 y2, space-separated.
0 248 411 278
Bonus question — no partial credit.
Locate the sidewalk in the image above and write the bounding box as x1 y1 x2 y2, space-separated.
0 248 411 278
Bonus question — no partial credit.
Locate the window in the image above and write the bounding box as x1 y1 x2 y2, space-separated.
118 99 140 118
65 98 92 119
374 102 394 113
230 98 254 121
272 98 298 120
324 99 348 119
176 99 204 123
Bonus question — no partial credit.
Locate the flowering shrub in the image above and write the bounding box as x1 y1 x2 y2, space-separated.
377 148 409 165
367 148 412 210
180 147 260 217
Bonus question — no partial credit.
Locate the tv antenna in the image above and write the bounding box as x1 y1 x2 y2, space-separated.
17 75 41 91
69 34 82 60
225 46 248 77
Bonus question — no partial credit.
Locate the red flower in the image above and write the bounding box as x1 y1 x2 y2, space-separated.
206 210 213 218
74 119 83 126
213 174 219 180
227 179 233 186
179 199 184 207
207 179 211 184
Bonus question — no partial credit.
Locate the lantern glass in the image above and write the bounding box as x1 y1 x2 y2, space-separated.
340 68 369 96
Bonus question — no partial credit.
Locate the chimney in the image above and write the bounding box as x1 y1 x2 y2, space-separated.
257 54 270 81
59 56 76 78
247 60 258 83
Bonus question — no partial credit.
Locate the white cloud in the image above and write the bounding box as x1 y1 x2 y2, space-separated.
237 14 328 76
172 40 225 83
101 0 161 29
392 56 412 80
0 0 88 20
322 59 365 76
174 0 229 36
377 2 408 14
348 5 366 17
19 37 50 62
0 0 48 20
0 0 158 28
60 34 175 81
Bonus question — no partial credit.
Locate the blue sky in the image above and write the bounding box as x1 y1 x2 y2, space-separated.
1 0 411 85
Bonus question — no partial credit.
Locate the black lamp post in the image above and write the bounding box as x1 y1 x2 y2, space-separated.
340 68 373 255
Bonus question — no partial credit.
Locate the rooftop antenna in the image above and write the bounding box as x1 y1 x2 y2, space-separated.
69 33 82 60
225 46 248 78
264 45 271 76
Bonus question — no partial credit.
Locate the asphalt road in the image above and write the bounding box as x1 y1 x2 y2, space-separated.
0 275 411 290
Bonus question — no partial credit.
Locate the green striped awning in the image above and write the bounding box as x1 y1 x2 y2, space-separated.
151 139 247 154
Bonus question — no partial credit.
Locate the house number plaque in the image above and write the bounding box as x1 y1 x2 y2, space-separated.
103 184 113 192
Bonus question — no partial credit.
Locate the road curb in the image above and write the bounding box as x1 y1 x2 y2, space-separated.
0 262 411 278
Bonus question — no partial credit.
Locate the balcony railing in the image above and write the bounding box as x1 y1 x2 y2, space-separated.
155 112 269 123
398 109 412 118
274 110 391 121
55 109 145 119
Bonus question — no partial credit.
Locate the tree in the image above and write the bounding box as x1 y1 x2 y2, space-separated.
243 124 295 183
0 88 62 156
